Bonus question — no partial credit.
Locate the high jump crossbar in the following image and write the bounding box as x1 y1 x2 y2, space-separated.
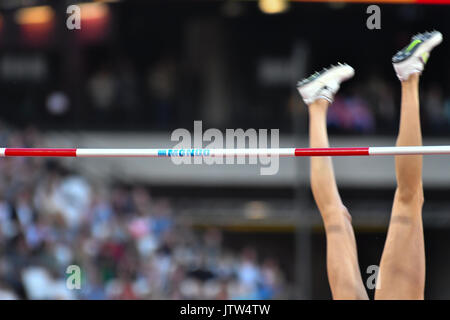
0 146 450 157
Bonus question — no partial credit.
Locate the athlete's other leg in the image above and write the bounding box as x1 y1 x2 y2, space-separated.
375 31 443 300
298 65 368 300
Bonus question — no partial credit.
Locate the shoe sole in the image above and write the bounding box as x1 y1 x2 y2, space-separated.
297 64 354 93
392 31 443 64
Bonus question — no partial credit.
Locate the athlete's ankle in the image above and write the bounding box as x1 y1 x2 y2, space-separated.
401 72 420 85
309 98 330 111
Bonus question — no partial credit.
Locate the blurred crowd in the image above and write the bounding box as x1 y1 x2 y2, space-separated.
43 56 180 130
0 124 286 300
42 57 450 134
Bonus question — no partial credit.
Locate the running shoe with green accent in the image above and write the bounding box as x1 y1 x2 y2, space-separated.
392 31 443 81
296 63 354 105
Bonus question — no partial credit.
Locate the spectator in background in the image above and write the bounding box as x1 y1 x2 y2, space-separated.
236 247 262 299
147 57 178 129
444 97 450 128
87 65 116 122
0 283 17 300
46 91 70 118
366 75 396 132
425 83 446 133
116 58 140 121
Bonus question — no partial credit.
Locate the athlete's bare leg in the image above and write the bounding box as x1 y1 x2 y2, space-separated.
299 64 368 299
308 98 368 300
375 31 442 300
375 73 424 300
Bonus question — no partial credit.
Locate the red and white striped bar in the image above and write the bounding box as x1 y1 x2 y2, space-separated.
0 146 450 157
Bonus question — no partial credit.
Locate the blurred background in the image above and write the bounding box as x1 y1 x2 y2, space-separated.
0 0 449 300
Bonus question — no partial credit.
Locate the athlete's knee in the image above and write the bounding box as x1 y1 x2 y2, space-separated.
321 205 352 228
396 186 424 207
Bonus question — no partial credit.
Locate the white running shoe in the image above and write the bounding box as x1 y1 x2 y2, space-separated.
296 63 354 105
392 30 443 81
